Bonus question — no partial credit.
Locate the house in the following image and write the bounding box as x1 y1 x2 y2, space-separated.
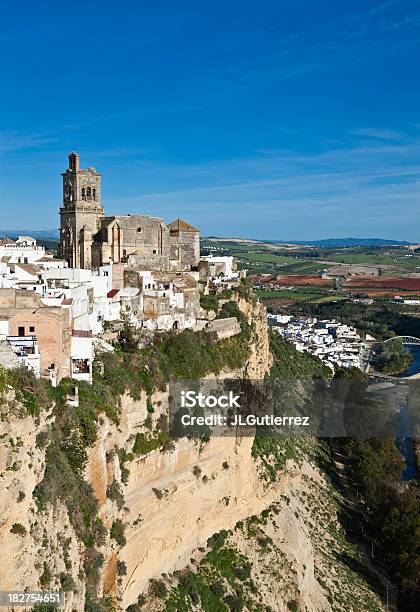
0 236 46 264
0 288 72 383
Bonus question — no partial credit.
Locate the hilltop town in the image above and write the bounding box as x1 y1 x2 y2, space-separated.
0 156 417 612
0 153 244 385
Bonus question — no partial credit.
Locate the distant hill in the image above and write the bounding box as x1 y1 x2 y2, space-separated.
1 232 412 249
203 236 413 248
264 237 412 247
0 229 59 241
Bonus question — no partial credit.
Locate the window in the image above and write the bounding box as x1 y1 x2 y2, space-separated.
137 227 142 234
81 187 86 200
18 326 25 336
153 249 157 254
87 187 91 198
29 326 35 333
93 188 96 200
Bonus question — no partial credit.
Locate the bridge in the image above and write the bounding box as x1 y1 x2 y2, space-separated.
383 336 420 346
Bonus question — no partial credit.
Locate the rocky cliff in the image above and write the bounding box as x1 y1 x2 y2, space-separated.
0 296 387 612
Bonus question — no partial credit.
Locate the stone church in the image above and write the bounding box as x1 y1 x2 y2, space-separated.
60 152 200 272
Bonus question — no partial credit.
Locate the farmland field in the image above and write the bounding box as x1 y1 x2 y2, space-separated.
203 237 420 274
325 253 420 269
343 276 420 290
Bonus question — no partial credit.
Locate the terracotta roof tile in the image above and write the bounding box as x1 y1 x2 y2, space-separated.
169 219 199 233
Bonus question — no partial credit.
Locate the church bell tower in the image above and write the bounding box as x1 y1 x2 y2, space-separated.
59 152 104 269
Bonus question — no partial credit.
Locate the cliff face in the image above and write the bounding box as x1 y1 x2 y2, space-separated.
0 393 85 611
91 422 288 606
217 296 272 379
0 298 385 612
84 296 275 605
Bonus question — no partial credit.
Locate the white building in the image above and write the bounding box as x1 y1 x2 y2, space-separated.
0 236 45 264
6 335 41 377
71 330 93 383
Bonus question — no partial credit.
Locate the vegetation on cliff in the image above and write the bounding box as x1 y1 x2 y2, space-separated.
142 442 386 612
0 365 50 416
33 380 112 611
101 298 253 397
1 290 258 611
267 332 331 380
252 331 331 482
341 437 420 611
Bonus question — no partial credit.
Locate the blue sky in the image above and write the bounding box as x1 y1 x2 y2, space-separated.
1 0 420 240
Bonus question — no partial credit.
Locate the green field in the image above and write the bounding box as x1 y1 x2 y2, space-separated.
276 261 326 274
201 238 420 276
327 253 420 269
254 289 345 303
233 252 303 265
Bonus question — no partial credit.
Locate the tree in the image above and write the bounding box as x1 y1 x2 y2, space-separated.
118 322 138 353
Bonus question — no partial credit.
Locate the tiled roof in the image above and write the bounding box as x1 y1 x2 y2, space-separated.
169 219 199 232
72 329 92 338
173 274 197 289
15 263 41 276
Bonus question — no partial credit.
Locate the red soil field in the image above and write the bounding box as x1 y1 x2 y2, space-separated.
343 276 420 290
344 289 420 297
275 275 332 287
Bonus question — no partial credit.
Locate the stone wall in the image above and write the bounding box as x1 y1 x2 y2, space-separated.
169 229 200 271
206 316 241 339
0 289 72 380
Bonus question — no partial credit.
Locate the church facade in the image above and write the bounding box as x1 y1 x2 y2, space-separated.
60 152 200 272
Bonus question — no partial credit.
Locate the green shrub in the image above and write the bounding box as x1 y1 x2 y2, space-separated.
207 530 228 550
10 522 26 536
39 562 52 587
118 448 131 484
110 519 126 546
149 579 167 599
193 465 202 478
133 433 159 455
36 430 49 449
106 479 124 510
118 322 139 353
59 572 76 592
224 594 244 612
0 365 51 416
200 294 219 312
117 560 127 576
84 549 104 586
